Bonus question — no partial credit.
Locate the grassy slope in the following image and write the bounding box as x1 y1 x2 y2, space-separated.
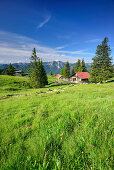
0 75 68 97
0 76 114 169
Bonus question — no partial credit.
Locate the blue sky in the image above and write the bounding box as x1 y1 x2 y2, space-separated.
0 0 114 63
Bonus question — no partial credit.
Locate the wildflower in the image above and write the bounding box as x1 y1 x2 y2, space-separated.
82 151 83 154
90 144 95 147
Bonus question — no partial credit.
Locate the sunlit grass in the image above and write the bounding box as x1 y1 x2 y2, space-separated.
0 75 69 97
0 75 113 169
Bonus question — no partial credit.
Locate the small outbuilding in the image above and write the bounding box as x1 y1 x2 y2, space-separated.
70 72 90 82
15 70 22 76
56 74 64 79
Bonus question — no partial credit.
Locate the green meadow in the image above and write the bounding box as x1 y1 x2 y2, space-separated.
0 75 113 169
0 75 68 97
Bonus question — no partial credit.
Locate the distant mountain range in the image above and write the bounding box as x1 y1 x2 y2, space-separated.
0 61 92 74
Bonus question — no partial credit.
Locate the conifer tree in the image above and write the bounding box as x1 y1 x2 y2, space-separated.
7 63 15 76
29 48 39 88
40 59 48 86
29 48 48 88
81 59 88 72
71 59 87 74
75 59 81 72
71 66 75 75
90 37 113 83
64 61 70 78
60 68 64 76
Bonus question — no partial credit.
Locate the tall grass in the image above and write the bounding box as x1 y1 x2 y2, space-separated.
0 75 69 97
0 76 113 169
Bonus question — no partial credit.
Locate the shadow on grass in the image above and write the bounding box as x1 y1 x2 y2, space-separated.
106 79 114 83
6 88 20 91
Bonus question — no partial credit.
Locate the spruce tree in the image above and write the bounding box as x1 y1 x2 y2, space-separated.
29 48 48 88
71 59 87 73
29 48 39 88
71 66 75 75
40 59 48 87
64 61 70 79
60 68 64 76
81 59 88 72
90 37 113 83
75 59 81 72
7 63 15 76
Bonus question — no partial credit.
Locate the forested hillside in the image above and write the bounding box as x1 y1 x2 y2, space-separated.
0 61 91 74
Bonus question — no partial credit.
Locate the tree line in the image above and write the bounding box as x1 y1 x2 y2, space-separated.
0 48 48 88
60 37 113 82
60 59 88 79
0 63 16 76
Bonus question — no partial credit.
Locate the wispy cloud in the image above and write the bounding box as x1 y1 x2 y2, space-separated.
0 30 94 63
37 15 51 28
55 46 65 50
56 50 94 55
85 38 102 43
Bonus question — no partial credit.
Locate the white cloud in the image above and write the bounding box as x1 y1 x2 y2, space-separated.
85 38 102 43
55 46 65 50
0 30 94 63
56 50 94 55
0 47 31 57
37 15 51 28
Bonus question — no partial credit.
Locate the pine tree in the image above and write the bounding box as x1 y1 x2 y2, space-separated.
60 68 64 76
71 66 75 75
29 48 39 88
90 37 113 83
64 61 70 79
75 59 81 72
71 59 87 74
81 59 88 72
29 48 48 88
7 63 15 76
40 59 48 87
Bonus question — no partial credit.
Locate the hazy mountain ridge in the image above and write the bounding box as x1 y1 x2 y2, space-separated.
0 61 91 74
